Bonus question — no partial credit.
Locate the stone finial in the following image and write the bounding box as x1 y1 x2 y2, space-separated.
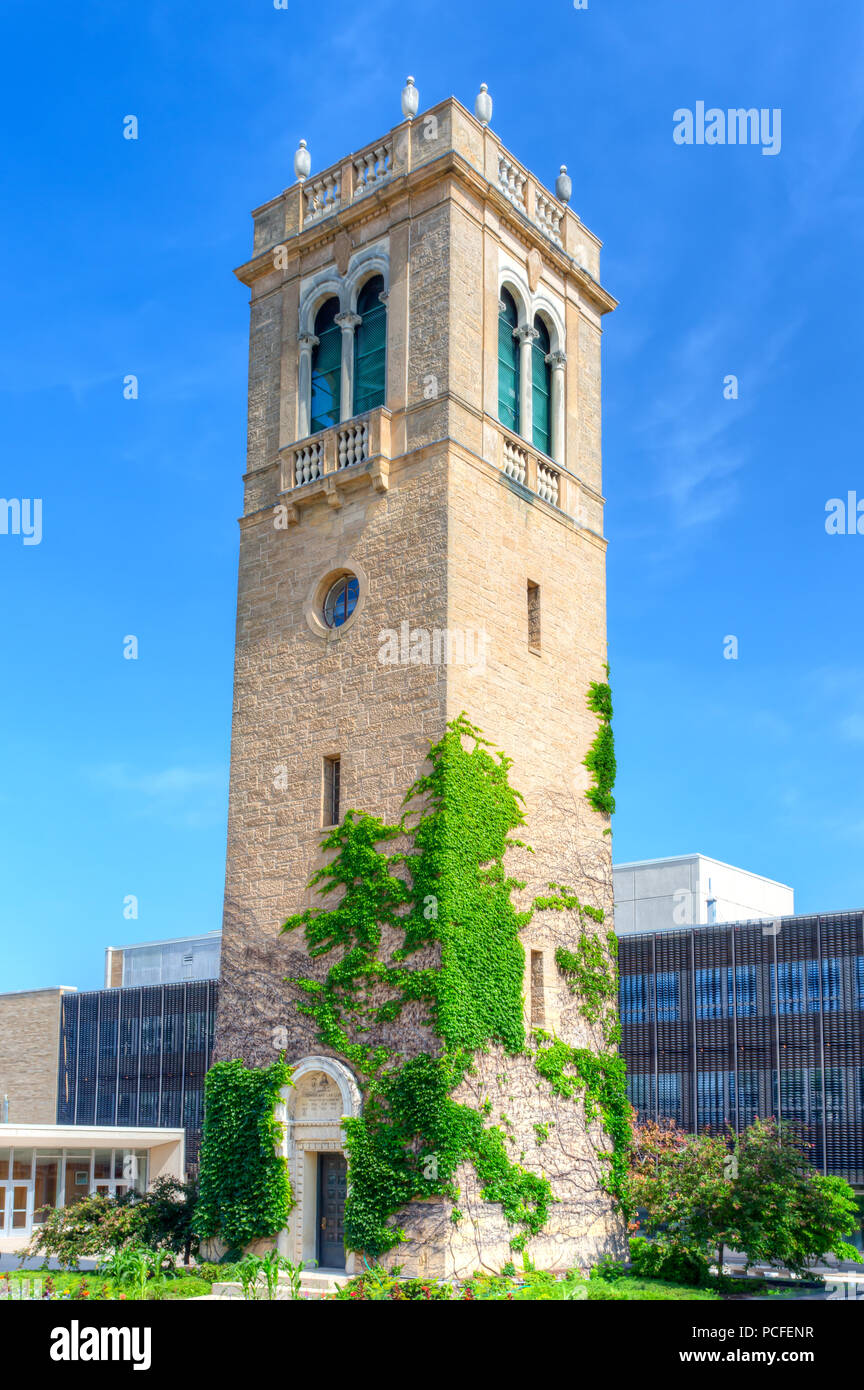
294 139 311 184
556 164 572 205
401 75 419 121
475 83 493 127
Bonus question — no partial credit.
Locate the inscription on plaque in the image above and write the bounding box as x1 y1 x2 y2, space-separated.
296 1073 342 1121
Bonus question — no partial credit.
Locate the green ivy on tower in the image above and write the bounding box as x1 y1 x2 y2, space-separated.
281 712 630 1258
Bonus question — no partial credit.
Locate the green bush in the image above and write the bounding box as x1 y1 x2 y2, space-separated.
628 1236 712 1287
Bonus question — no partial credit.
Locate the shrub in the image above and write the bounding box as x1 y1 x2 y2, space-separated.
26 1194 143 1268
628 1236 712 1287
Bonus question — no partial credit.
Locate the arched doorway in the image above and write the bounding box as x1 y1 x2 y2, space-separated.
276 1057 361 1273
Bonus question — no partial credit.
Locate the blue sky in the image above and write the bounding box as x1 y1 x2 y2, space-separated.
1 0 862 992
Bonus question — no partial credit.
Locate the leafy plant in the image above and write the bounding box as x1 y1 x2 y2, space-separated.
629 1117 860 1280
26 1193 142 1268
583 671 616 816
193 1057 295 1250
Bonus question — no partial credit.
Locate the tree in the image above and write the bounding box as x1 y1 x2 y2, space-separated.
629 1116 860 1281
724 1118 859 1277
629 1119 728 1280
27 1178 201 1270
119 1177 200 1262
26 1193 142 1269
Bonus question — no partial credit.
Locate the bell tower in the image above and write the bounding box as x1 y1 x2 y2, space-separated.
216 84 621 1277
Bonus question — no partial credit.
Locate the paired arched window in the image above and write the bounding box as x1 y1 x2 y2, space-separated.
353 275 387 416
310 297 342 434
531 315 552 457
497 290 520 434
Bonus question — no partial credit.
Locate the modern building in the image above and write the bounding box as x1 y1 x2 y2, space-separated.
0 987 78 1126
613 854 794 936
0 934 218 1238
104 931 221 989
617 910 864 1187
56 978 217 1168
215 84 620 1276
0 1125 185 1240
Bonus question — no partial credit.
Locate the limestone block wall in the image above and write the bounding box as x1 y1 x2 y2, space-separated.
0 988 66 1125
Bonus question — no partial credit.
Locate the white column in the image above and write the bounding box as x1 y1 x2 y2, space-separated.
297 334 319 439
547 350 567 465
516 323 539 443
335 312 362 422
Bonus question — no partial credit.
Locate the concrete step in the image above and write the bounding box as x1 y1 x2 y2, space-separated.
209 1270 351 1301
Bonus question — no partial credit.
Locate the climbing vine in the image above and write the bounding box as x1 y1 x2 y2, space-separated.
537 884 621 1047
194 1058 294 1251
282 713 629 1259
584 667 616 817
533 1031 632 1215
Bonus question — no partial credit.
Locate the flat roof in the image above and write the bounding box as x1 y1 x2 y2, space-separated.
613 853 793 890
0 986 77 1000
106 930 221 952
0 1124 185 1147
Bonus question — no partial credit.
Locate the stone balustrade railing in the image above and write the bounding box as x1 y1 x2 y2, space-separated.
290 107 575 259
498 426 601 533
353 139 393 197
497 152 528 212
278 409 391 517
304 170 342 224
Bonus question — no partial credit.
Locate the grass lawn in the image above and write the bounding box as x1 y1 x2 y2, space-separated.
1 1269 212 1301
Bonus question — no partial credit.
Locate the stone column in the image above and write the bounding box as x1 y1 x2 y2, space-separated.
516 324 539 444
335 312 362 422
546 351 567 466
297 334 319 439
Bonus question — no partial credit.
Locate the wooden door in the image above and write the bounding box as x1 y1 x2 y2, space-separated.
316 1153 347 1269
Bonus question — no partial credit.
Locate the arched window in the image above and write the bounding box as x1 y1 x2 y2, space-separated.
353 275 386 416
498 290 520 434
532 315 552 456
310 297 341 433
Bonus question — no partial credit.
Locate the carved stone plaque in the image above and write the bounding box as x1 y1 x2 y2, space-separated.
295 1072 342 1121
527 248 543 293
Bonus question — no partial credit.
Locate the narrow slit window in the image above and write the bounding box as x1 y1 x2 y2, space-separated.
324 756 341 827
527 581 541 651
531 951 545 1027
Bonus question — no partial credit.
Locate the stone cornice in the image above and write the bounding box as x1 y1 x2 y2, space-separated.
234 146 617 317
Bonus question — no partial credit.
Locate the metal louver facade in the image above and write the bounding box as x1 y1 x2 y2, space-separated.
56 980 218 1172
618 912 864 1184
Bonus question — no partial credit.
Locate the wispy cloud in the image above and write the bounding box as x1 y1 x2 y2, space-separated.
88 763 227 828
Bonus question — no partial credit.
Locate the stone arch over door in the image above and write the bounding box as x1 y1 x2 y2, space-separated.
275 1056 362 1273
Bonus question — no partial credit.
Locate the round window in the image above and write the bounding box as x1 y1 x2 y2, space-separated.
323 574 359 629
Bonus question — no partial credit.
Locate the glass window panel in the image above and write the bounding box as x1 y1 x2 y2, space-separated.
497 291 520 433
531 316 551 456
310 298 341 433
620 974 647 1024
11 1187 29 1229
34 1159 58 1224
0 1149 10 1180
12 1149 33 1179
772 961 804 1015
696 968 722 1020
656 972 679 1022
727 965 757 1017
65 1158 92 1204
93 1150 111 1179
353 276 386 416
